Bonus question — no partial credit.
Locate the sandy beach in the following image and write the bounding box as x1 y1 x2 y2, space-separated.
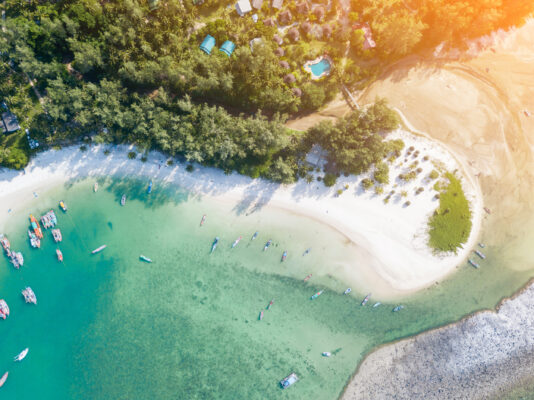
0 126 482 299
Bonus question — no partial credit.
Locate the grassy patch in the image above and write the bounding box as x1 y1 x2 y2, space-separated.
428 172 472 253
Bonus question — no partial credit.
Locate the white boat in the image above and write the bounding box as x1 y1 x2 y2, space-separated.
0 299 9 320
231 236 242 248
14 348 28 362
22 287 37 304
139 255 152 263
52 228 62 243
361 293 371 306
322 352 331 357
91 245 107 254
280 373 299 389
373 302 382 308
94 182 99 192
120 194 126 206
0 371 7 388
343 288 351 295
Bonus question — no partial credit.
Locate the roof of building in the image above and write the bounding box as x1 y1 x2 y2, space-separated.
295 1 309 13
278 10 292 24
287 27 300 41
236 0 252 15
271 0 283 9
263 17 275 26
301 21 312 33
283 73 296 84
249 37 263 52
1 112 20 134
313 5 325 19
305 144 326 167
251 0 263 8
220 40 236 56
322 24 333 38
274 47 285 57
291 87 302 97
199 35 216 54
279 60 290 69
273 34 283 45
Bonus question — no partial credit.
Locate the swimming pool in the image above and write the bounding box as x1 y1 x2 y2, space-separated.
303 56 332 79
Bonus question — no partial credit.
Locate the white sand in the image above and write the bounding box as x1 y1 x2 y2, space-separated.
0 131 482 298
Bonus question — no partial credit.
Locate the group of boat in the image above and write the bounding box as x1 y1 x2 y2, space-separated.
468 243 487 269
1 234 24 269
22 287 37 305
40 210 58 229
0 348 28 388
27 208 65 262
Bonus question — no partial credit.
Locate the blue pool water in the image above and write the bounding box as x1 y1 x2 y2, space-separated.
309 58 331 78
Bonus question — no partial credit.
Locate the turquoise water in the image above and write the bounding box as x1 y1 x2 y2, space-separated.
0 177 533 399
309 59 331 78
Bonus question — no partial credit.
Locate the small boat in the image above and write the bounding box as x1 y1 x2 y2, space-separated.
0 372 8 388
92 245 107 254
310 290 324 300
303 248 311 256
373 302 382 308
0 299 9 320
281 251 287 261
322 352 331 357
267 299 274 310
474 250 486 259
211 237 219 253
483 207 491 214
263 239 272 251
0 234 10 252
251 231 259 240
11 252 23 269
120 194 126 206
231 236 242 248
280 372 299 389
200 215 206 226
479 243 485 248
468 259 480 269
361 293 371 306
393 305 405 312
52 228 62 243
147 180 153 194
94 182 98 192
22 287 37 304
59 201 67 212
344 288 351 295
140 255 152 263
14 348 28 362
303 274 312 282
56 249 63 262
29 214 43 239
259 311 264 321
28 230 40 248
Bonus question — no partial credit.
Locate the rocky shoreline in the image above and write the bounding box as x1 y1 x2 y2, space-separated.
341 279 534 399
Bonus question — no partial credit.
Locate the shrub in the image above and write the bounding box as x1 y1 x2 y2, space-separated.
128 151 136 159
383 196 390 204
415 187 424 195
361 178 374 190
336 189 343 196
80 145 88 152
423 155 429 161
408 146 415 151
409 161 419 169
141 156 148 162
404 201 411 207
103 149 110 155
429 170 439 180
317 176 322 181
399 171 417 182
374 185 384 195
323 173 337 187
400 190 408 197
416 167 423 174
374 163 390 185
306 175 314 183
186 164 194 172
344 184 349 190
2 147 28 170
167 159 174 166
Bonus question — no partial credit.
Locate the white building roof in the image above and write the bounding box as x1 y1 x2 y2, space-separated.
236 0 252 15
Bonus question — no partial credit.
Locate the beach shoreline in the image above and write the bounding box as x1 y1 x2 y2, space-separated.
0 131 482 298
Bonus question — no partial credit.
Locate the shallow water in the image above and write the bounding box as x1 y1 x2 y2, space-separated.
0 177 532 399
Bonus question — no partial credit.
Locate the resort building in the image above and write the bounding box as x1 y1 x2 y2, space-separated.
251 0 263 9
199 35 216 54
249 37 263 52
274 47 285 57
263 17 275 27
301 22 312 34
322 24 333 39
313 6 325 21
295 1 309 14
291 87 302 97
287 27 300 41
220 40 236 56
278 10 292 25
279 61 290 69
236 0 252 16
1 111 20 134
271 0 283 9
273 34 283 45
305 144 327 168
283 73 296 84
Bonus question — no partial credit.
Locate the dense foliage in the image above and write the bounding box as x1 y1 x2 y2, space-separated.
428 172 472 252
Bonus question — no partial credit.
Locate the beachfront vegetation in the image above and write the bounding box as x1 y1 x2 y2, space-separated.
428 172 472 253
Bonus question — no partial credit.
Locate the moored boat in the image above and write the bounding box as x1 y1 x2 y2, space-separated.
479 243 485 248
267 299 274 310
94 182 98 192
0 234 10 252
263 239 272 251
211 237 219 253
344 288 351 295
322 352 331 357
28 230 40 248
14 348 28 362
231 236 242 248
303 248 311 256
468 259 480 268
59 201 67 212
311 290 324 300
140 255 152 263
10 252 23 269
22 287 37 304
361 293 371 306
120 194 126 206
40 210 58 229
251 231 259 240
281 251 287 261
200 214 206 226
259 311 264 321
56 249 63 262
91 245 107 254
0 299 9 319
0 372 7 388
474 250 486 259
147 179 153 194
393 305 405 312
52 228 62 243
373 302 382 308
280 373 299 389
303 274 312 282
29 214 43 239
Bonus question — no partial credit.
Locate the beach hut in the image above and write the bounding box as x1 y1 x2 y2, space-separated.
271 0 283 9
287 27 300 42
220 40 236 56
236 0 252 16
284 73 296 84
274 47 285 57
278 10 292 25
279 61 290 69
291 87 302 97
199 35 216 54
